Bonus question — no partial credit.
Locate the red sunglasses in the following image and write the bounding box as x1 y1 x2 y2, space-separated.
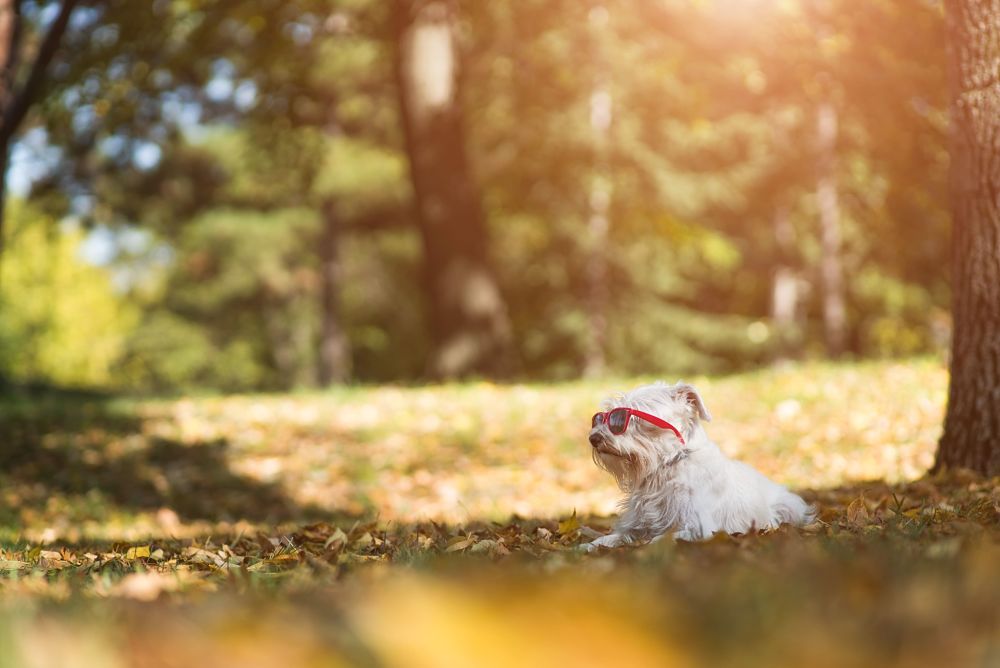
591 408 686 444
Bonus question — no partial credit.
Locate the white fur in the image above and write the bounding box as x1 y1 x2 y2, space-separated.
584 381 814 550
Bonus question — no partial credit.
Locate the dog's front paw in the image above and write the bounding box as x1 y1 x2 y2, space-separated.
582 533 625 551
673 527 709 542
672 528 692 542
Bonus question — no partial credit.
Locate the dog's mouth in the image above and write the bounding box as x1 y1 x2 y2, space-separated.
594 443 625 458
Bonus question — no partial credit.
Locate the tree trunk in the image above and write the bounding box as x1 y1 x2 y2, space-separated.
771 204 800 361
0 0 76 265
935 0 1000 476
0 140 8 265
816 100 846 358
583 4 611 378
393 0 513 379
265 306 297 387
318 200 351 385
0 0 20 263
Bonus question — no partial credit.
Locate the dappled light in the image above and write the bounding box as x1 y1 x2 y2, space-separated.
1 361 945 542
0 0 998 665
3 363 999 666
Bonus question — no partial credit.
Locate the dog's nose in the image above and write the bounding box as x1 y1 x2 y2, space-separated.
589 432 604 448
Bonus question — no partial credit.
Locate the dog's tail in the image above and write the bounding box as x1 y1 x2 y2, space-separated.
773 489 816 526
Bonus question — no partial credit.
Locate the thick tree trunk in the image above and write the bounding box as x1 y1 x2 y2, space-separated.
393 0 512 379
816 100 846 358
935 0 1000 476
318 201 351 385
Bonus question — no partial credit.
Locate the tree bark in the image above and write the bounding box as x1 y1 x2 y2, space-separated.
816 100 846 358
318 200 351 385
393 0 513 379
0 0 20 263
935 0 1000 476
771 204 800 361
265 305 298 387
584 4 611 378
0 0 77 263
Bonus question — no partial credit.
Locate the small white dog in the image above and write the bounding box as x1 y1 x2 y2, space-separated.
585 381 813 549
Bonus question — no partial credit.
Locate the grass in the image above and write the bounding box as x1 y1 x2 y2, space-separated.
0 358 997 667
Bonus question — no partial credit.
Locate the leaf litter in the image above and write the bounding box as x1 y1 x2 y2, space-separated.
0 360 996 666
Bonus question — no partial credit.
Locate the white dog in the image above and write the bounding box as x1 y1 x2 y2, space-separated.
585 381 813 549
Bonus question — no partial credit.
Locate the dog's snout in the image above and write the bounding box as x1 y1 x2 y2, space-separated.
589 432 604 448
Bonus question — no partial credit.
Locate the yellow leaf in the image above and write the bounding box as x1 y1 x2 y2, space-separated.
558 512 580 535
126 545 152 560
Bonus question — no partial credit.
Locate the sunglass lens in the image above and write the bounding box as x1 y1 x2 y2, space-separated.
608 408 628 434
592 413 604 427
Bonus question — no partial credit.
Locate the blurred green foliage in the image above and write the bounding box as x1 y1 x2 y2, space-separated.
2 0 951 390
0 202 136 387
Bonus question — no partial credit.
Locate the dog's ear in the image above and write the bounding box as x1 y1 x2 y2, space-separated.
674 382 712 422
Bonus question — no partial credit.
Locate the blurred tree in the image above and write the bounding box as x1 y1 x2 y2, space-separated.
204 1 413 385
935 0 1000 476
7 0 953 388
114 127 417 392
815 96 845 357
393 0 513 378
583 2 612 378
463 0 801 375
35 0 416 388
700 0 948 360
0 0 77 261
125 207 321 391
0 200 135 385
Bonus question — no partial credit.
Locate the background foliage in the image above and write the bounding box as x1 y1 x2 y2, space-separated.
0 0 951 390
0 202 136 387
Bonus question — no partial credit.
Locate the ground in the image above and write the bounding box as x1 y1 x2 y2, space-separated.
0 359 997 667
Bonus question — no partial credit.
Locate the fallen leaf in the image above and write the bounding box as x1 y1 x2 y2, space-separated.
0 560 28 571
126 545 152 560
445 537 476 553
324 528 348 551
558 512 580 535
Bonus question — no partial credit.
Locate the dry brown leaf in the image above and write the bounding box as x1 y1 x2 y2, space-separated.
445 537 476 553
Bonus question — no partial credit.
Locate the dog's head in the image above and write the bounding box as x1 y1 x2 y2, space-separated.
589 381 712 490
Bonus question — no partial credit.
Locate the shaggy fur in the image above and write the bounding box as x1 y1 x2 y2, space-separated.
585 381 814 549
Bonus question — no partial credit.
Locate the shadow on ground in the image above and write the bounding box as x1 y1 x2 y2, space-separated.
0 386 326 531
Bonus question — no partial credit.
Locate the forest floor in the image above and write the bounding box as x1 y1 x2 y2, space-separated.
0 358 997 667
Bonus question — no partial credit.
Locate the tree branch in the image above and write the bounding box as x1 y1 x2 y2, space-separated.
0 0 25 106
0 0 78 147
